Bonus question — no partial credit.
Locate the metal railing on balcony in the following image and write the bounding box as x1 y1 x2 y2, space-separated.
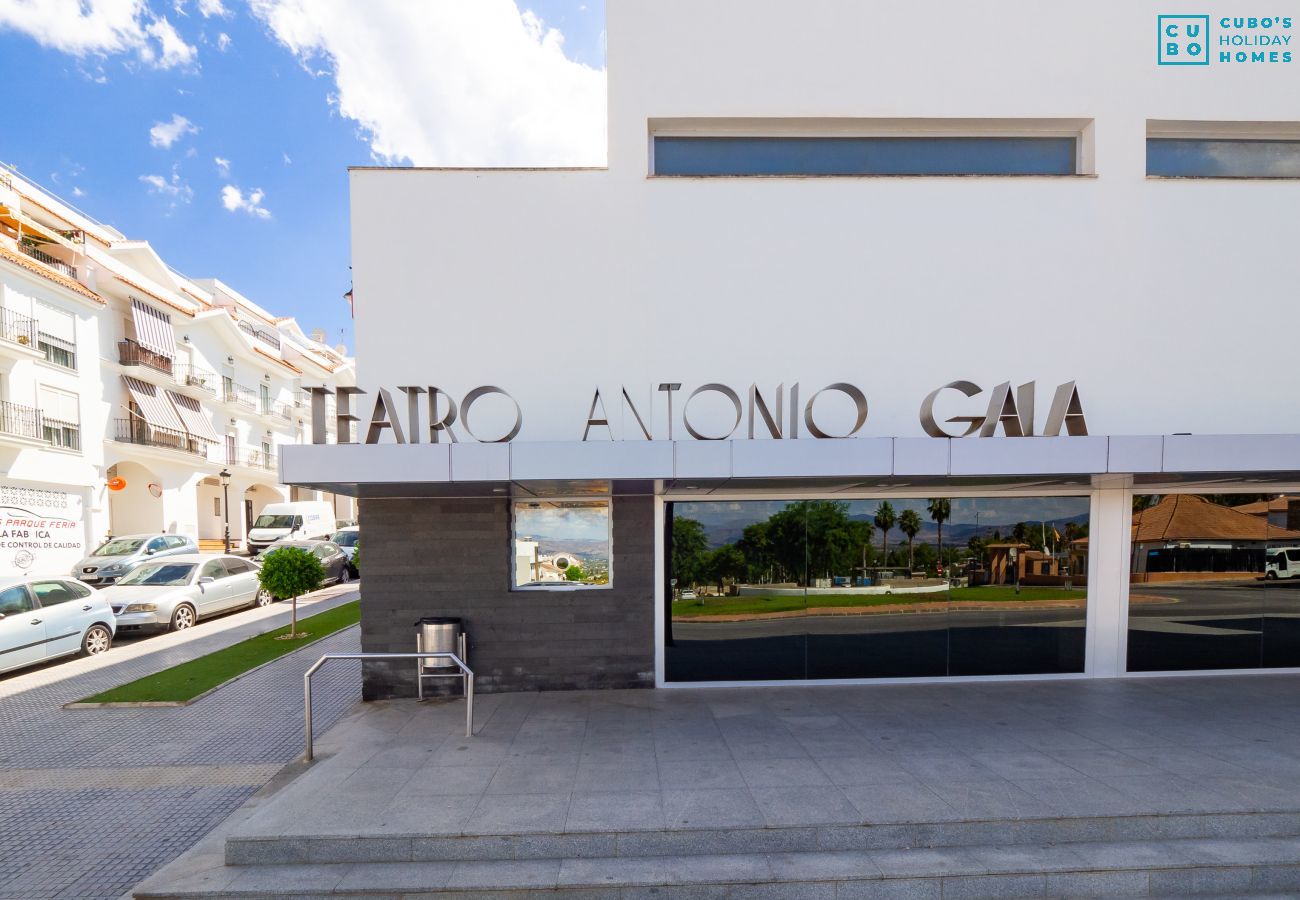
118 339 174 376
0 307 37 349
174 363 218 395
0 400 43 441
226 446 277 471
113 418 210 458
260 400 294 421
43 418 80 451
222 382 258 411
237 319 282 350
17 241 77 281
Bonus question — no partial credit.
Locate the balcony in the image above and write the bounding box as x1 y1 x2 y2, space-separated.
261 400 294 422
112 418 210 458
174 363 218 395
118 338 174 376
0 400 43 441
237 319 282 350
225 445 277 471
222 382 258 412
17 241 77 281
0 307 38 352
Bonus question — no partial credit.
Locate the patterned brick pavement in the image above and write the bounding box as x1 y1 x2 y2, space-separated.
0 586 364 900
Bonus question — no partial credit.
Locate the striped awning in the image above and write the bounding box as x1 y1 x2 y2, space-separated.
122 375 184 432
130 297 176 358
166 390 220 443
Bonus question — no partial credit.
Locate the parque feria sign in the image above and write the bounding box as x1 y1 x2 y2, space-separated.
304 380 1087 445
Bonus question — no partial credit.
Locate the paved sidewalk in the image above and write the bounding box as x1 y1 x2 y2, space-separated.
0 584 364 900
237 672 1300 841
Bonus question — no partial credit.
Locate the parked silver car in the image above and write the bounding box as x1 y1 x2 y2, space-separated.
0 576 116 675
72 534 198 586
98 554 265 633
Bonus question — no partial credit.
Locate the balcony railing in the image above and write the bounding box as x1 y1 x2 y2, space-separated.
0 307 37 349
113 418 209 458
174 364 218 395
222 382 258 411
226 446 277 471
261 400 294 421
17 241 77 281
237 319 282 350
118 339 174 376
43 418 80 451
0 400 43 441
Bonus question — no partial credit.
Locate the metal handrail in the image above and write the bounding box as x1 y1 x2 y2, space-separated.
303 651 474 762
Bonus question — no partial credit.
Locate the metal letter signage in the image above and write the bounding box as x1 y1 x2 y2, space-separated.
308 380 1085 444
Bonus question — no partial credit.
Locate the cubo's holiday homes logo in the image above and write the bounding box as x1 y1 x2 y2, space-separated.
1159 14 1293 65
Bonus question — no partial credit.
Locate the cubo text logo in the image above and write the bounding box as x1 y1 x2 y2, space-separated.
1159 15 1211 64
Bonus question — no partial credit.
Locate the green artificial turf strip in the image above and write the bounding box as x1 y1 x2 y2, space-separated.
669 586 1086 618
80 601 360 704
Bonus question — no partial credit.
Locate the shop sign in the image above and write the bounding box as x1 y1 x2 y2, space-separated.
306 380 1087 445
0 480 86 577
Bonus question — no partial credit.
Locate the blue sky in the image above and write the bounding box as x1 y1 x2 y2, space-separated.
0 1 607 351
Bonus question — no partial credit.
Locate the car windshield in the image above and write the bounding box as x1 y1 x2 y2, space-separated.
332 531 358 547
118 563 196 587
253 514 298 529
93 538 145 556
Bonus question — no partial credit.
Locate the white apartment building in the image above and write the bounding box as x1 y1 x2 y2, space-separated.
0 169 355 578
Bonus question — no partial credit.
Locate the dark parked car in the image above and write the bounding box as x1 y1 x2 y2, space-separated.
252 540 353 602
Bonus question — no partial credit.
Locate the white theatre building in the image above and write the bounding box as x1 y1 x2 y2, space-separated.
0 170 355 578
283 0 1300 696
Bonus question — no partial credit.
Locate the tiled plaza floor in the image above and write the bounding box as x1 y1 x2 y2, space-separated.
0 585 362 900
237 673 1300 842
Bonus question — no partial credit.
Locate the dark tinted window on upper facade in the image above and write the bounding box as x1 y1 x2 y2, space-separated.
652 136 1079 176
1147 138 1300 177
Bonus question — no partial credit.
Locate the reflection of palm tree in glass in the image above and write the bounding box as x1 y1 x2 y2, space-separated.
899 509 921 571
874 501 896 569
928 499 951 576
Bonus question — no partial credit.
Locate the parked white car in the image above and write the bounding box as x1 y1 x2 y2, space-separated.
98 554 265 633
0 576 116 675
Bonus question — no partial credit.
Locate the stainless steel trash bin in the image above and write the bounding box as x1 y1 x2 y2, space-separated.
415 616 461 671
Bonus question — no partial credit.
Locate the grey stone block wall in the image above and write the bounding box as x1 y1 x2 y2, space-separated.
356 495 656 697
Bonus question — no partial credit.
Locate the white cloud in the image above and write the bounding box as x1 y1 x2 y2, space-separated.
0 0 199 69
216 31 230 51
214 155 230 174
197 0 229 17
221 184 271 219
149 113 198 148
140 167 193 207
247 0 605 166
72 186 86 197
282 152 292 165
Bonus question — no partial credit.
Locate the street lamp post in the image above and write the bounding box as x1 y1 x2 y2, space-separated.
220 469 231 554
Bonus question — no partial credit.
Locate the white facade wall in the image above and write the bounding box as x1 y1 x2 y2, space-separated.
351 0 1300 441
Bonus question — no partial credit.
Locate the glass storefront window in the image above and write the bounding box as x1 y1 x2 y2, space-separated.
665 495 1090 682
513 500 611 589
1126 493 1300 672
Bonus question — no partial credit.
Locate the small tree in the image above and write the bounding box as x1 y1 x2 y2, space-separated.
564 563 584 581
258 546 325 638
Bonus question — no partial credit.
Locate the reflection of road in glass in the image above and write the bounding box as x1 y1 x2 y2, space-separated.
1126 579 1300 671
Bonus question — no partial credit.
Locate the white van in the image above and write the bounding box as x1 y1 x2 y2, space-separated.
1266 547 1300 580
246 501 337 554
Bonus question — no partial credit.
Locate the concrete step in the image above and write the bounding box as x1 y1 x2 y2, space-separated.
135 835 1300 898
225 810 1300 866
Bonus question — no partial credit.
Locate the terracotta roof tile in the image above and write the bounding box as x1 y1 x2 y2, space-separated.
0 245 103 304
254 344 302 373
112 273 195 317
1133 495 1300 543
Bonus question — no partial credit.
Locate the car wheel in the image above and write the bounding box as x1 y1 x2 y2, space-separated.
338 567 352 585
255 588 274 607
169 604 196 631
1266 571 1278 580
81 624 112 657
